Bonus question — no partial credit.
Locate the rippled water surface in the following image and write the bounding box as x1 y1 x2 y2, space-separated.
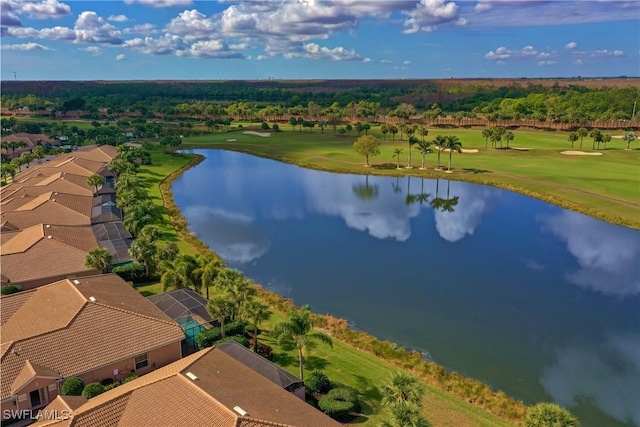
173 149 640 427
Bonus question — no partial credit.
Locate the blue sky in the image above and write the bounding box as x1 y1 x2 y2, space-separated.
1 0 638 80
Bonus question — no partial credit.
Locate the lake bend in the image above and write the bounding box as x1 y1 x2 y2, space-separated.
173 149 640 427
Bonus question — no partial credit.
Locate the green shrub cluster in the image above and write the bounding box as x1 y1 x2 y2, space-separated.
123 373 138 383
61 377 85 396
103 381 121 391
304 370 332 395
81 382 105 399
112 263 147 282
318 387 360 419
195 320 247 349
1 286 20 295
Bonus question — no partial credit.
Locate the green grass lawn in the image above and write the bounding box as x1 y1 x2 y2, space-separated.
183 125 640 228
257 310 516 427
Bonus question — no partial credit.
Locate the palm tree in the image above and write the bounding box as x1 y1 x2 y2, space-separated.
380 371 425 407
272 305 332 380
85 247 112 273
481 128 492 148
123 201 160 236
380 402 430 427
524 403 579 427
194 256 223 299
567 132 578 149
87 174 105 195
1 164 16 184
445 135 462 172
418 125 429 142
406 136 418 168
433 135 446 170
576 127 588 149
207 296 234 339
392 148 403 169
128 235 157 277
590 129 602 150
32 145 46 164
243 299 271 350
623 131 636 150
415 141 432 170
600 134 611 150
503 130 514 149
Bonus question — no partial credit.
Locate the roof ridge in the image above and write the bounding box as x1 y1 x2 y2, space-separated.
91 300 184 328
45 225 95 254
176 374 240 420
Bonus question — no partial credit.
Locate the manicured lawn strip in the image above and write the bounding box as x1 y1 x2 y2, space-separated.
183 126 640 228
137 151 196 255
259 309 516 427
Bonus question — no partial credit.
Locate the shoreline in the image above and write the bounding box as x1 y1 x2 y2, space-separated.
183 144 639 230
158 150 528 423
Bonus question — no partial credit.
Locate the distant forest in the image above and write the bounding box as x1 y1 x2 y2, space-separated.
1 78 638 123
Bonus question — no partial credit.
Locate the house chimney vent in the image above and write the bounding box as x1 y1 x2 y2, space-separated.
185 372 198 381
89 296 96 302
73 280 80 285
233 406 247 416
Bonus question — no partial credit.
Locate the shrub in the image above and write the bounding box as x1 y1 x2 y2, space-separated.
61 377 85 396
112 263 147 282
1 286 20 295
305 370 332 395
196 320 248 349
525 403 579 427
326 387 360 412
318 394 356 419
261 122 270 130
103 381 121 391
214 335 250 348
272 124 280 132
123 373 138 383
81 383 105 399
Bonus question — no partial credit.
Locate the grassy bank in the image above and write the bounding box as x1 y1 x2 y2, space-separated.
182 125 640 228
136 148 524 426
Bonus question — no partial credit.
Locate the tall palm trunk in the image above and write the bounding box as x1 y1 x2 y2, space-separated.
421 154 425 169
448 150 453 171
298 347 304 380
220 319 226 338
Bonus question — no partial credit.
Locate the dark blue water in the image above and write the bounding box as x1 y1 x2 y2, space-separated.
173 149 640 427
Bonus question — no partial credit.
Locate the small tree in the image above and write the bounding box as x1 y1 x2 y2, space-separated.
81 383 106 399
87 174 105 195
392 148 403 169
305 370 332 395
567 132 578 149
207 296 234 338
61 377 85 396
524 402 579 427
353 135 380 167
32 145 46 164
85 247 112 273
623 131 636 150
415 141 432 170
243 299 271 350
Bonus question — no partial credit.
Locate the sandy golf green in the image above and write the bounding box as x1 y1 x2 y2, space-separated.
183 125 640 229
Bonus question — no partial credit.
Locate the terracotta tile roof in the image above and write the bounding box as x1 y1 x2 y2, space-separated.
1 192 93 229
40 395 87 417
1 275 185 401
10 360 62 394
40 347 342 427
0 289 34 325
71 146 118 163
1 224 100 284
0 219 19 232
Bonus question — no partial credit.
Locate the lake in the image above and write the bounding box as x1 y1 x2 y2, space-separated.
173 149 640 427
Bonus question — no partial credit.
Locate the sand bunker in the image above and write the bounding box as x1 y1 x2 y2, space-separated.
611 135 624 139
225 139 237 142
439 148 478 153
512 147 532 151
242 131 271 137
561 150 603 156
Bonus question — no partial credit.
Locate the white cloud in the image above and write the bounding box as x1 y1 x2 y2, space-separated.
80 46 102 56
108 14 129 23
116 53 127 61
1 42 50 51
165 9 216 40
124 0 193 7
284 42 366 61
19 0 71 19
176 40 244 59
403 60 412 65
565 41 578 50
485 46 511 60
540 210 640 296
74 11 123 45
123 23 158 36
541 334 640 426
485 45 556 63
537 60 556 66
381 59 392 64
124 34 186 55
403 0 460 34
574 58 584 65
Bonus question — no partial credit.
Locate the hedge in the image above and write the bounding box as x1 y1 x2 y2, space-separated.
195 320 247 349
123 373 138 383
318 387 361 419
112 263 147 282
213 335 250 348
1 286 20 295
61 377 85 396
81 383 105 399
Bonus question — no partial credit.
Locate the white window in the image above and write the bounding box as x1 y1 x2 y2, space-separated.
134 354 149 371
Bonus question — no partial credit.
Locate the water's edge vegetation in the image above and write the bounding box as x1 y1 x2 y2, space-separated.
158 151 528 423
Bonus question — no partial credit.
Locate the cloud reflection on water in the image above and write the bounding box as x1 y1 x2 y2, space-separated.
541 210 640 296
541 333 640 426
